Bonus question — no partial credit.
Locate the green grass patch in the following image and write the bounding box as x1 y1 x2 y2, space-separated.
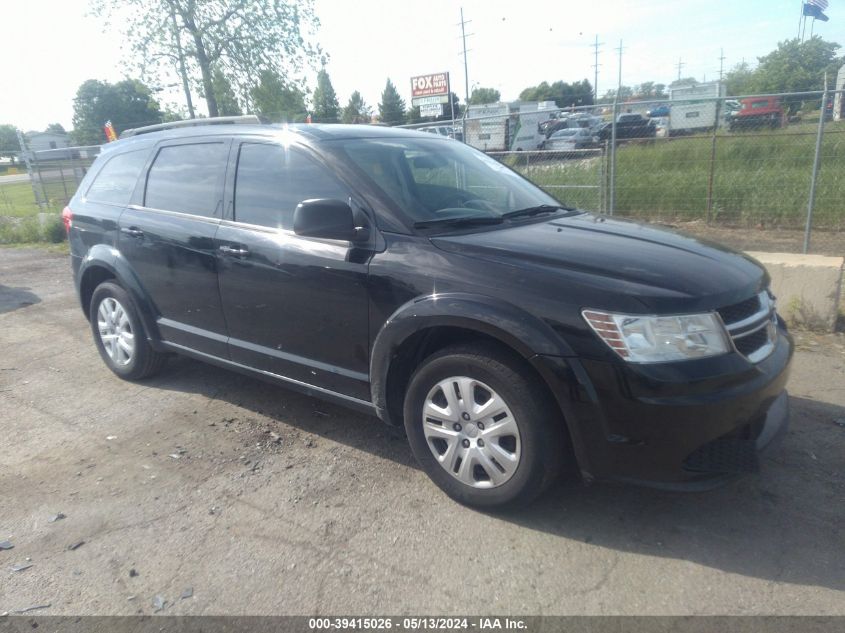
0 181 45 217
0 214 66 245
506 122 845 229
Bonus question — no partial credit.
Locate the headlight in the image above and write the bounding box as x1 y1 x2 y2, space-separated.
582 310 730 363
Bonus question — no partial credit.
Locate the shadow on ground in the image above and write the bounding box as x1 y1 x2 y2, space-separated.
147 355 845 594
0 284 41 314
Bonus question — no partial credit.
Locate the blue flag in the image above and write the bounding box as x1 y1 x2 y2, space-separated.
803 2 830 21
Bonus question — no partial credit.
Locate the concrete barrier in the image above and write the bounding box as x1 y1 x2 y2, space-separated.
746 251 844 332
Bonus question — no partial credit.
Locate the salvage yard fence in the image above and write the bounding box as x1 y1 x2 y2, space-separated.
3 89 845 255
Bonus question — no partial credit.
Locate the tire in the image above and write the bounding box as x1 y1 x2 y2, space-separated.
403 343 566 509
89 281 166 380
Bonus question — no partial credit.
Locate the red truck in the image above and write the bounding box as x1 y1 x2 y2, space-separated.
728 96 785 131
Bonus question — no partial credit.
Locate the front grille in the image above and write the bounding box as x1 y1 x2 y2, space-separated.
734 327 769 356
718 290 776 363
683 437 760 474
718 295 762 325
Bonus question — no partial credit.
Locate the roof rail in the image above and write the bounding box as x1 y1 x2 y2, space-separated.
120 115 262 138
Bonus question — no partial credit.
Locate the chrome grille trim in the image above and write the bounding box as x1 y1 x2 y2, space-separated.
722 290 777 364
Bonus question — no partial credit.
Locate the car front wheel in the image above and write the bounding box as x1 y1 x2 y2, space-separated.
403 344 566 508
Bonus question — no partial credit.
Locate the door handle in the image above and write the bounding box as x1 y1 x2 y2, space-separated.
121 227 144 238
218 244 249 258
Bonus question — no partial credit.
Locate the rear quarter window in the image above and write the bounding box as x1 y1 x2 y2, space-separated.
85 149 150 205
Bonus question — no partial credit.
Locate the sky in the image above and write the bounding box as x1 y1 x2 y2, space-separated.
0 0 837 131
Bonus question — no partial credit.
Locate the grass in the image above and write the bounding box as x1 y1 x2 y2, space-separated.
0 180 69 245
508 120 845 230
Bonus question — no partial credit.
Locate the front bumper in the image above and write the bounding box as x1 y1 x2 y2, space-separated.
534 328 793 488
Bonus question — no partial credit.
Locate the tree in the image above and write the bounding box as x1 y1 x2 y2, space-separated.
251 70 307 122
71 79 163 144
378 79 406 125
312 69 340 123
89 0 321 118
0 125 20 161
519 79 593 107
749 37 841 95
341 91 370 124
599 85 633 104
669 77 698 88
633 82 667 100
406 105 423 124
724 61 754 96
45 123 67 134
468 87 500 105
211 68 242 116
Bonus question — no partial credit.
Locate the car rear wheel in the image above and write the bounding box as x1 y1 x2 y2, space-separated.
90 281 166 380
403 343 566 508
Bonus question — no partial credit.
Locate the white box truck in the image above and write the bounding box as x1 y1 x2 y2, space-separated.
465 101 557 151
668 81 726 135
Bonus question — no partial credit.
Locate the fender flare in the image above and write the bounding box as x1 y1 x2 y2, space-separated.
76 245 162 345
369 292 575 423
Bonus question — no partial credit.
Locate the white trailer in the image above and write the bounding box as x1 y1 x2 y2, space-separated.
668 81 726 134
465 101 557 151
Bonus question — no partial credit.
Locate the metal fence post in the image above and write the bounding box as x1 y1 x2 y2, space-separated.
803 81 828 254
609 100 618 216
705 97 722 224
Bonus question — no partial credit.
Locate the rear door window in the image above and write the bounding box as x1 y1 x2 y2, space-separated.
86 149 149 205
144 142 228 217
233 142 348 230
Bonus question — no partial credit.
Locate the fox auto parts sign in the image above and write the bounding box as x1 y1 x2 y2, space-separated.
411 72 450 105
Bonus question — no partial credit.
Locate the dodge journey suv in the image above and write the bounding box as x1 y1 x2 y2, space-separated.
65 117 792 508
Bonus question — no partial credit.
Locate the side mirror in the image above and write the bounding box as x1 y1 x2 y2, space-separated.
293 198 367 242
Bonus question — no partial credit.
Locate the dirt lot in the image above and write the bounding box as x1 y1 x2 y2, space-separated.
1 246 844 616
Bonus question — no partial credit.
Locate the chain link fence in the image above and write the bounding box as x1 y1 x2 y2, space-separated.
445 90 845 256
3 91 845 255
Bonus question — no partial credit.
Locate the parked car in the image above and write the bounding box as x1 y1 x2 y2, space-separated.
540 127 598 151
595 113 657 141
647 104 670 117
728 97 785 131
652 116 670 138
64 117 792 508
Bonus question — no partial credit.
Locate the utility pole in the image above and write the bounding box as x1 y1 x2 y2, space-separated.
676 57 685 81
718 48 726 82
591 35 603 103
458 8 472 107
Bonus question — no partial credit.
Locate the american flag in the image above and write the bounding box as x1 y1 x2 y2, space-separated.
807 0 829 10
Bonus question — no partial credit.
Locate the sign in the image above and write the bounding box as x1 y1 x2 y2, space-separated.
414 95 449 106
420 103 443 118
411 72 450 107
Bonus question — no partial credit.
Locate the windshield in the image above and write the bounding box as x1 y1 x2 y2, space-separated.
331 137 564 229
551 129 579 138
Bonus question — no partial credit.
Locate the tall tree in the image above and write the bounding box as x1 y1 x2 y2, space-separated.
724 61 754 96
71 79 162 144
749 37 841 95
45 123 67 134
211 68 242 116
519 79 594 107
312 69 340 123
468 87 500 105
378 79 406 125
89 0 321 118
341 91 370 124
251 70 308 122
0 125 20 161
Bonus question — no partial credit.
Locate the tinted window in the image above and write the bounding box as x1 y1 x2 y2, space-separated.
86 149 149 205
234 143 348 229
145 142 227 217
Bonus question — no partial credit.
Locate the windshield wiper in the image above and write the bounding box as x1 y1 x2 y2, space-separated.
501 204 574 220
413 215 504 229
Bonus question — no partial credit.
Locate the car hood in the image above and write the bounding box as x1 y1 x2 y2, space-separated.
430 213 768 312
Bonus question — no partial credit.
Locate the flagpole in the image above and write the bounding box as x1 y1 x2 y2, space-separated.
798 0 804 38
810 16 816 38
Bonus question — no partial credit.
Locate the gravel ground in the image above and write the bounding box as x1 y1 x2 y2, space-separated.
0 246 844 616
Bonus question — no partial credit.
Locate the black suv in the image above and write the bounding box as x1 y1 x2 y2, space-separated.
65 119 792 508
